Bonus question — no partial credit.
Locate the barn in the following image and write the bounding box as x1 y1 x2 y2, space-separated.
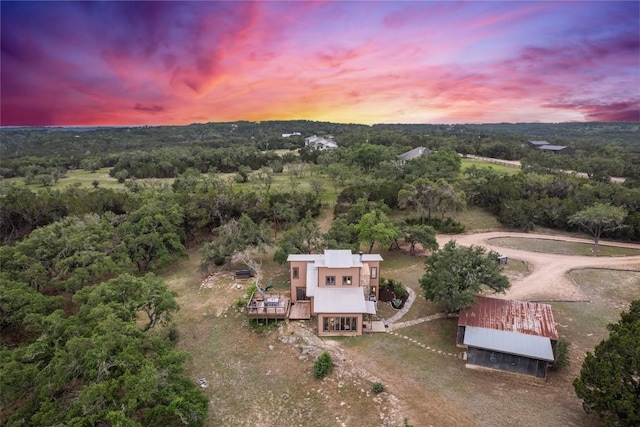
457 296 558 380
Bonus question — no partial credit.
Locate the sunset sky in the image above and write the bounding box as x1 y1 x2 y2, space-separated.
1 1 639 126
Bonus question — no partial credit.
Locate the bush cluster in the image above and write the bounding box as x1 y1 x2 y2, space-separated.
314 351 334 379
371 382 384 394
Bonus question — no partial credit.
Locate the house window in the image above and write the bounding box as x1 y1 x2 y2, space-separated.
342 276 352 286
371 267 378 279
326 276 336 286
292 267 299 280
323 316 358 332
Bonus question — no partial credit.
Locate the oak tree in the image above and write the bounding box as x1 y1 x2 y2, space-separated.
569 203 627 252
420 241 509 315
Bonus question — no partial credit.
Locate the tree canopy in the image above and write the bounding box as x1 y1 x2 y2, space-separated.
0 276 207 426
569 203 627 252
355 209 401 253
419 241 510 315
573 300 640 426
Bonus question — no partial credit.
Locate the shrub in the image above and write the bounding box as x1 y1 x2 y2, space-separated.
551 338 569 369
392 298 403 309
371 382 384 394
168 325 180 343
314 351 334 379
249 319 281 333
404 216 465 234
392 280 409 299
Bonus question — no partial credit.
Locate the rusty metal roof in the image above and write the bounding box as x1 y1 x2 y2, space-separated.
458 296 558 340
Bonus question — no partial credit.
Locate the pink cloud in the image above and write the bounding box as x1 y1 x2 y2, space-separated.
544 101 640 122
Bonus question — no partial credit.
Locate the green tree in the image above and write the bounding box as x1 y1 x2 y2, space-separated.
324 218 359 251
573 301 640 426
271 201 298 237
398 178 437 222
0 277 207 426
324 163 353 194
423 147 461 180
420 241 510 315
0 280 62 344
578 157 625 183
172 168 203 193
115 169 129 183
432 179 466 221
356 209 401 253
345 143 396 172
121 196 186 271
0 214 128 292
252 167 274 194
569 203 627 252
314 351 334 379
201 214 272 270
273 212 324 264
402 223 438 255
73 273 179 331
400 179 465 223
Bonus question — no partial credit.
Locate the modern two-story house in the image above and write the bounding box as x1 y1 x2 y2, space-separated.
287 250 382 336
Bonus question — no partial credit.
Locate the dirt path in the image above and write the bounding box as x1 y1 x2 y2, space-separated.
436 232 640 301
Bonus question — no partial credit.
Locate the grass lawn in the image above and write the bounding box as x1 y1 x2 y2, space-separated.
502 258 530 281
3 167 127 190
460 158 521 175
455 206 503 231
551 269 639 388
488 237 640 257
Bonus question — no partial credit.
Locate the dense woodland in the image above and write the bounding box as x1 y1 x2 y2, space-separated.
1 121 639 425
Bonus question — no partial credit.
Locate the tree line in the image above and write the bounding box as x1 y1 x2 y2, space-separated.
2 121 638 182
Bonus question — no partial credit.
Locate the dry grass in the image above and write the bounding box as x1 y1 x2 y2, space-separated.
488 237 640 257
162 245 407 427
456 207 503 231
502 259 530 280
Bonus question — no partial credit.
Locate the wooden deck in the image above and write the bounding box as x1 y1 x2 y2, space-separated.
246 293 291 319
288 301 311 320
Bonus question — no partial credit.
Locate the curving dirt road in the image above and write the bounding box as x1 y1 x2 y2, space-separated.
436 232 640 301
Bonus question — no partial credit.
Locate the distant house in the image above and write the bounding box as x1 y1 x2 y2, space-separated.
537 145 574 155
457 296 558 380
528 140 550 149
304 135 338 150
282 132 301 138
397 146 431 165
527 140 574 155
287 250 382 336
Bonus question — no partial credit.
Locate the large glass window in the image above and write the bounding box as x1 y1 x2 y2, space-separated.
292 267 299 280
326 276 336 285
342 276 352 285
323 316 358 332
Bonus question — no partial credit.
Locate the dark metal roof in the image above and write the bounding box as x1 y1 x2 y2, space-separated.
463 326 555 361
537 144 569 151
458 296 558 340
